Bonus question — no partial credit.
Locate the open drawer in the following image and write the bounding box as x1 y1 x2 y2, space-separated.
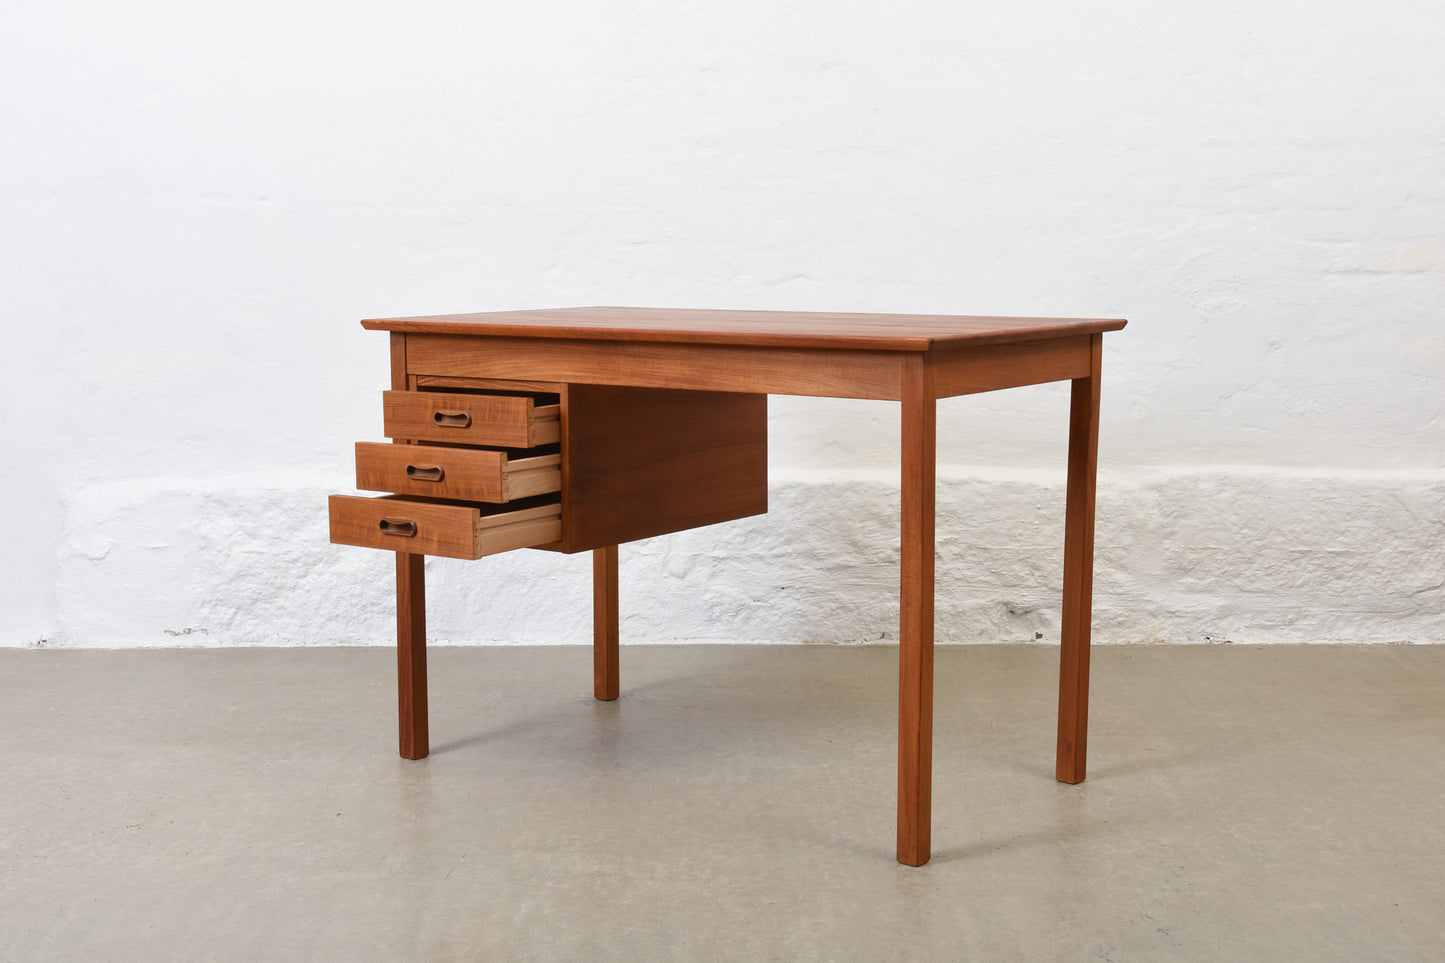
354 442 560 503
383 390 560 448
328 494 561 560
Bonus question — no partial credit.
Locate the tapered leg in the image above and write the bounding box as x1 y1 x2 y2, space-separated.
397 551 428 760
1057 335 1102 784
898 358 936 866
593 545 620 701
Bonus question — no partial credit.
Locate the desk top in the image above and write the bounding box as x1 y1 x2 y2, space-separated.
362 306 1126 352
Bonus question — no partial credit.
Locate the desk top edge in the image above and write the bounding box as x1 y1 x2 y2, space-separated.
360 306 1127 350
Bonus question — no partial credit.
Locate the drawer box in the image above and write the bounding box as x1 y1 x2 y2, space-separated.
329 494 561 560
338 376 766 560
354 442 560 503
383 390 560 448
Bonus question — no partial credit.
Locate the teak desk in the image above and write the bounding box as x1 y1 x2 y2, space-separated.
328 306 1127 866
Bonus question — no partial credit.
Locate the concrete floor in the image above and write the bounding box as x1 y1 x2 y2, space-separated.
1 644 1441 961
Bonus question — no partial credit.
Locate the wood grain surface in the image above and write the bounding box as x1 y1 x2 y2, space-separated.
364 306 1126 350
354 442 559 503
557 384 767 553
1057 334 1103 785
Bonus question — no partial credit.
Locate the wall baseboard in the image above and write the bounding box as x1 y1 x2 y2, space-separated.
28 468 1445 647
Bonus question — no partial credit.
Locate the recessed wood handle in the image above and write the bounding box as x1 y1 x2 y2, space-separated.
379 517 418 537
406 464 445 482
433 410 471 428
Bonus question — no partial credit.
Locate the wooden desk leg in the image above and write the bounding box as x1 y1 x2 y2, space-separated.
1057 335 1102 784
898 358 936 866
397 551 429 760
593 545 620 701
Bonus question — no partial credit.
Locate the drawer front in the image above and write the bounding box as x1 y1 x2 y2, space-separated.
354 442 560 502
383 390 560 448
329 495 561 560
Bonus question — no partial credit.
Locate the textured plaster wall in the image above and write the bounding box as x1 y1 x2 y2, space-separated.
3 1 1443 646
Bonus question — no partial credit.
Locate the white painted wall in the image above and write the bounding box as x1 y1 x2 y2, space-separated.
4 1 1442 646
